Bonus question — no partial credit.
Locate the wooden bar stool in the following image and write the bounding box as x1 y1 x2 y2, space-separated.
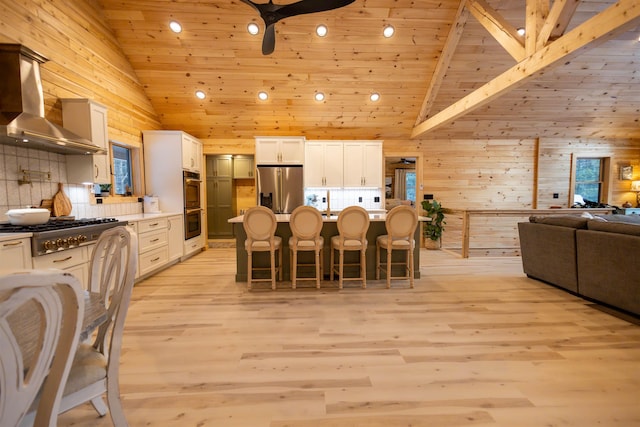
289 206 324 289
330 206 370 289
243 206 282 290
376 205 418 288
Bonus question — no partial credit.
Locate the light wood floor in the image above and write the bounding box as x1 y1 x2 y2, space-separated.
58 248 640 426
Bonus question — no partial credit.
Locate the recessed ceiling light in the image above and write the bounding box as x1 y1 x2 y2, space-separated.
258 91 268 101
314 92 325 101
370 92 380 102
383 25 395 38
316 25 328 37
169 21 182 33
517 27 525 36
247 23 260 35
195 90 206 100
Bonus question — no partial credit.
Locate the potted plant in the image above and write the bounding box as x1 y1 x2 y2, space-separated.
421 199 446 249
98 183 111 197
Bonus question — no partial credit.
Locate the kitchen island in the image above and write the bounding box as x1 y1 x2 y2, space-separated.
229 212 427 284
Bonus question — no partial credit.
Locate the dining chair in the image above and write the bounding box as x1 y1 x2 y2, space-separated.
0 270 84 427
330 206 370 289
289 205 324 289
243 206 283 290
58 226 138 426
376 205 419 288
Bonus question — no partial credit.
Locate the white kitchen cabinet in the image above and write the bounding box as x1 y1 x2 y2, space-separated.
62 99 111 184
233 156 254 178
304 141 343 187
255 136 305 165
343 141 383 188
168 214 184 262
182 133 203 173
136 217 170 277
184 234 204 258
33 246 90 289
0 237 31 270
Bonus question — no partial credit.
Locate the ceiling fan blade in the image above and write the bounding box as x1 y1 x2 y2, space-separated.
278 0 355 19
262 24 276 55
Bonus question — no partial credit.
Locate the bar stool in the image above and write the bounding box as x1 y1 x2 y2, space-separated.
376 205 418 288
243 206 282 290
330 206 370 289
288 206 324 289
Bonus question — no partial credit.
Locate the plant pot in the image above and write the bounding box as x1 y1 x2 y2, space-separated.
100 192 109 197
424 237 441 250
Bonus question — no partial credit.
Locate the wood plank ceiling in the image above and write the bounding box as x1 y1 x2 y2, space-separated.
98 0 640 141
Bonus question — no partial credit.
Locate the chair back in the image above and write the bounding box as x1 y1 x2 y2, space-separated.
290 206 323 242
337 206 370 241
88 226 138 374
385 205 418 240
243 206 277 244
0 270 83 427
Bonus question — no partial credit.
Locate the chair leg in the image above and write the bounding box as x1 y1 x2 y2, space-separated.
330 245 335 281
315 249 321 289
90 396 108 417
270 249 276 290
292 249 297 289
247 251 252 290
386 247 392 289
409 247 414 288
361 248 367 289
376 242 380 280
106 376 129 426
278 247 283 281
339 249 344 289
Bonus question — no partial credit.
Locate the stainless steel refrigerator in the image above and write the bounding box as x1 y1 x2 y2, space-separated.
256 165 304 214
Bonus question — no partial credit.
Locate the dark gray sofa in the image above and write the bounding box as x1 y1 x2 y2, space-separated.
518 214 640 316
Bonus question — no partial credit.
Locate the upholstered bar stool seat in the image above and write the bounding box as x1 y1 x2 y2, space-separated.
244 206 283 290
288 206 324 289
330 206 370 289
376 205 418 288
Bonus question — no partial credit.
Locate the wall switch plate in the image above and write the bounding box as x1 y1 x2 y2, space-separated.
322 197 326 203
138 197 144 202
424 194 433 200
374 196 380 202
553 193 559 199
358 196 363 202
96 198 103 204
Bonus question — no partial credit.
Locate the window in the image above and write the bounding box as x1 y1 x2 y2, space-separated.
405 171 416 202
575 158 604 202
111 143 133 195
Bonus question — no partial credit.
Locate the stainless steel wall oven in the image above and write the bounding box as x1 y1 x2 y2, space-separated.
183 170 202 240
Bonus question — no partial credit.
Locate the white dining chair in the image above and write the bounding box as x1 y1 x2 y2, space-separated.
58 226 138 426
0 270 84 427
330 206 370 289
289 205 324 289
376 205 418 288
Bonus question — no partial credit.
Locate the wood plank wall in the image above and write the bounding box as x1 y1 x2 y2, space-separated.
0 0 161 147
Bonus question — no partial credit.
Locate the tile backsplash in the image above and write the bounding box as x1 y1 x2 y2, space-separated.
304 187 383 212
0 145 142 222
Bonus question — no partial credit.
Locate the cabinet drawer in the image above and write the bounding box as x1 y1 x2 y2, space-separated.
138 218 168 233
139 229 168 253
184 235 204 256
33 246 89 270
0 237 31 270
139 246 169 276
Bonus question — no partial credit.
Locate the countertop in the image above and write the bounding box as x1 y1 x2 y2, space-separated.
228 212 429 223
0 232 33 242
114 212 182 222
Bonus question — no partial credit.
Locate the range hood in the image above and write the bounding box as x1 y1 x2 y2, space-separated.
0 44 104 155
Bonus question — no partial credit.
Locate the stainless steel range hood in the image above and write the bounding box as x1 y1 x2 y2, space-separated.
0 44 104 155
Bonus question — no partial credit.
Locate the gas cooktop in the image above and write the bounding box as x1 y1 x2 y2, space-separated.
0 217 120 233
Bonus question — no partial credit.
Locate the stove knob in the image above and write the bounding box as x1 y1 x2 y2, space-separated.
55 238 67 249
43 240 56 251
77 234 87 244
68 236 78 246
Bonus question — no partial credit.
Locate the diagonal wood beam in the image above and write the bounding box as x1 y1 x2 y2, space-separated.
467 0 525 62
411 0 640 139
537 0 580 49
526 0 549 56
415 0 469 126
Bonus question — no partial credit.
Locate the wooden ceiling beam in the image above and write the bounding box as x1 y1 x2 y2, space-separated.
411 0 640 139
415 0 469 126
467 0 525 62
537 0 580 49
526 0 549 56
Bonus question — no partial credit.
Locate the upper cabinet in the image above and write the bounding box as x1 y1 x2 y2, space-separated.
181 133 202 173
233 156 254 179
255 136 305 165
343 141 383 188
304 141 344 187
61 99 110 184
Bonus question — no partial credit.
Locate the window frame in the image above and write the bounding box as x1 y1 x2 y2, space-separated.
108 140 142 198
570 154 611 205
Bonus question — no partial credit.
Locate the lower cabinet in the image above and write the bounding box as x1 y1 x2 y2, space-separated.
184 234 204 257
168 214 184 262
137 217 169 278
32 246 90 289
0 237 31 270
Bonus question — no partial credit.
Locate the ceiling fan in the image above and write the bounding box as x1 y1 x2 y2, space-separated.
240 0 356 55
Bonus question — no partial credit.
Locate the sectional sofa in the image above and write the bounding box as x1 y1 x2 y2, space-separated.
518 213 640 316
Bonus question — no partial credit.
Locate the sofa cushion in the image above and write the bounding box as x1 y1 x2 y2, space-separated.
595 214 640 225
587 220 640 236
529 215 589 229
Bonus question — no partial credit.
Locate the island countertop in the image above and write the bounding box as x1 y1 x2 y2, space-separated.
228 212 429 223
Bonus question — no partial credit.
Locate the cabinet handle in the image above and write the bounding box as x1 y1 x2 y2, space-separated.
95 164 99 179
3 241 23 247
150 238 160 243
151 257 160 262
149 222 159 227
53 256 73 263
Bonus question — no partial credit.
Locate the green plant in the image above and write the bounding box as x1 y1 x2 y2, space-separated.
99 184 111 192
421 199 446 241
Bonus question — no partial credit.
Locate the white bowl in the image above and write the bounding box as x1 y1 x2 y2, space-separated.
6 208 51 225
